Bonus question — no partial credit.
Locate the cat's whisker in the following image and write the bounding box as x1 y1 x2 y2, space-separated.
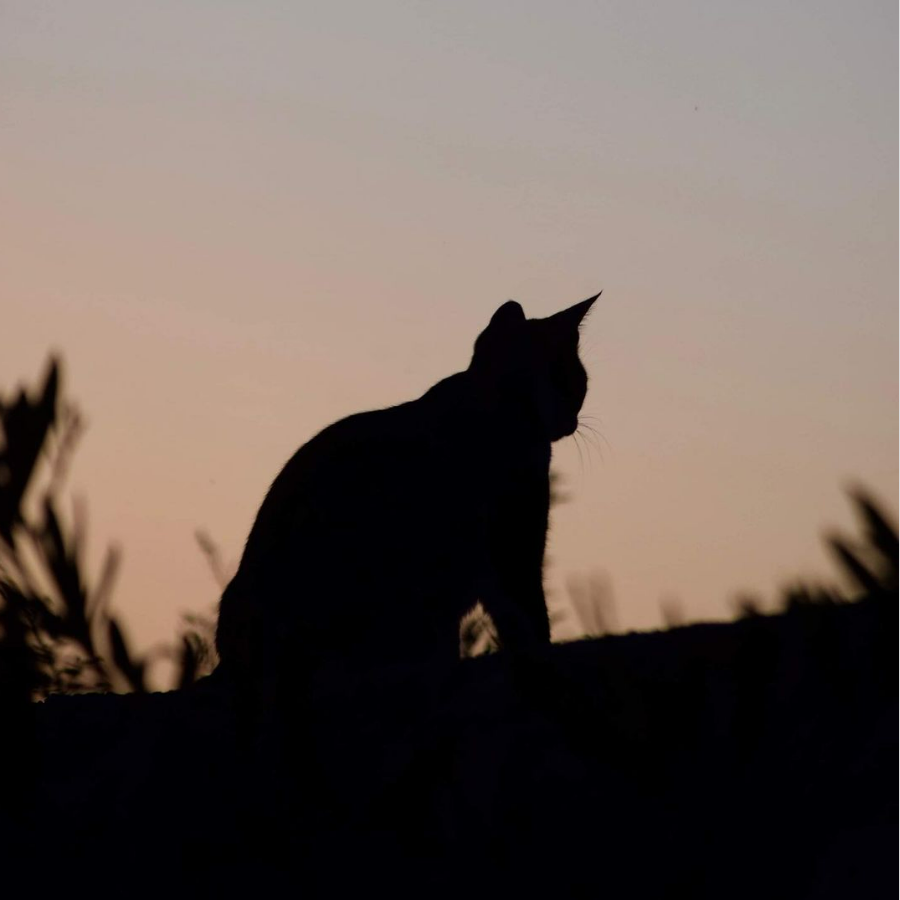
581 430 595 473
575 431 591 477
579 424 606 454
572 430 585 476
579 413 609 432
576 426 599 469
578 416 612 454
589 435 606 466
580 430 592 474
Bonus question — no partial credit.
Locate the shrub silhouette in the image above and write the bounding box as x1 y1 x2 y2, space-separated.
0 357 212 698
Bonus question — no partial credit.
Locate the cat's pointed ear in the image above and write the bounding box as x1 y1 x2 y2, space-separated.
552 291 600 328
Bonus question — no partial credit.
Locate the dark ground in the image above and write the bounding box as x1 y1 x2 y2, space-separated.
8 590 896 899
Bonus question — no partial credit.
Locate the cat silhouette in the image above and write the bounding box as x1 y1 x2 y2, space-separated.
215 294 598 692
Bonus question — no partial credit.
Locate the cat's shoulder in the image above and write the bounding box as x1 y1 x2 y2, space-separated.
318 396 428 446
277 396 427 474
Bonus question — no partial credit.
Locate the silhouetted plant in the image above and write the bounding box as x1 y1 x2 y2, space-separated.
826 486 898 597
460 603 498 657
780 487 897 610
734 594 766 618
1 358 114 695
175 609 218 684
0 357 228 694
195 527 232 591
566 571 616 637
0 358 167 695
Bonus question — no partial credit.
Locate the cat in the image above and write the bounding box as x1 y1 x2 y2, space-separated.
215 293 598 692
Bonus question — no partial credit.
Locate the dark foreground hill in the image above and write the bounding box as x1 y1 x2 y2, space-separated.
9 589 896 899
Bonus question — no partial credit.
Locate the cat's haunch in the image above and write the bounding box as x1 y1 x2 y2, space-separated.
215 293 598 684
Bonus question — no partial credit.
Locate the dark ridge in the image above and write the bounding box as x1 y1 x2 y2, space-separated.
15 590 896 899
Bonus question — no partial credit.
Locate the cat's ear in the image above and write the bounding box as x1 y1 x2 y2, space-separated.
550 291 601 329
477 300 526 346
488 300 526 330
470 300 526 370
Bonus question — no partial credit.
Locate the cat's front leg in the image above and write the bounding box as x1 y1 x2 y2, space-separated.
478 562 549 652
479 449 553 650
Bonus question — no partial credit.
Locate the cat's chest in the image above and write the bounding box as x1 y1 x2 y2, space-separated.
468 438 550 492
427 435 550 526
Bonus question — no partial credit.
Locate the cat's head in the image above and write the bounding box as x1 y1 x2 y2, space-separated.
470 293 598 441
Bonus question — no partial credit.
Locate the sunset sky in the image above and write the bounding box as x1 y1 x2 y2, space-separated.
2 2 896 672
